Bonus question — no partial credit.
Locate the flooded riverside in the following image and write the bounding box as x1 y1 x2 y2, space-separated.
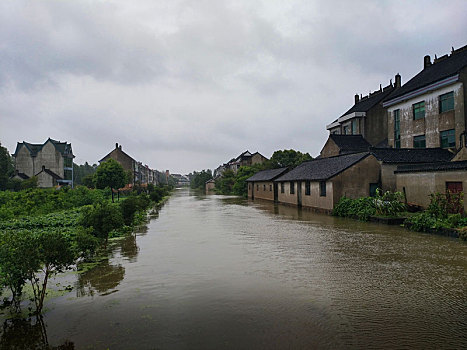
1 188 466 349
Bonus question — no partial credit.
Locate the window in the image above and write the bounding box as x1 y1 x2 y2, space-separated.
394 109 401 148
263 184 266 191
64 158 73 168
440 129 455 148
256 184 258 191
319 181 326 197
413 135 426 148
446 182 463 194
369 183 379 197
305 181 311 195
439 91 454 113
343 125 350 135
64 169 73 181
269 184 272 191
281 182 285 193
290 181 295 195
248 184 251 190
351 120 358 135
413 101 425 120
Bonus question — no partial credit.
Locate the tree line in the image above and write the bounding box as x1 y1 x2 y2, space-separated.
189 149 313 196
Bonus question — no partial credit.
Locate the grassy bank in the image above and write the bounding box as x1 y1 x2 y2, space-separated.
332 191 467 241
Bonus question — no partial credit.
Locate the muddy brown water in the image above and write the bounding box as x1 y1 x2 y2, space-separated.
1 188 466 349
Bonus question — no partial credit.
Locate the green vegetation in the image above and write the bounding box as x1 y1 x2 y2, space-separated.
268 149 312 168
333 189 467 240
0 143 14 191
333 189 406 221
404 192 467 237
0 183 171 315
95 159 126 190
190 169 212 189
211 149 313 198
73 162 97 186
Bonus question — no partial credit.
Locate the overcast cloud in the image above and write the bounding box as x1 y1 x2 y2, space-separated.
1 0 466 173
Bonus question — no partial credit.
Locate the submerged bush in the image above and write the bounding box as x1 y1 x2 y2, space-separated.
80 202 124 241
120 194 150 225
332 196 376 221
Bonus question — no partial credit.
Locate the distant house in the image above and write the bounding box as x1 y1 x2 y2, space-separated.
320 134 371 158
326 75 400 147
395 161 467 212
205 179 216 193
383 45 467 154
100 143 138 184
172 174 190 186
228 151 268 173
12 138 74 187
274 153 381 212
246 167 289 202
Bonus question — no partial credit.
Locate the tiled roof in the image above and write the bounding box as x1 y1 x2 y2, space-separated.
246 167 288 182
36 168 63 180
385 45 467 102
371 147 453 164
275 152 370 182
15 172 29 180
341 86 395 117
13 138 73 158
330 134 371 154
395 160 467 173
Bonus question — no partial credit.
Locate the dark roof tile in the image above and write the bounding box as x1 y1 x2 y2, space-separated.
275 152 370 182
330 134 371 153
395 160 467 173
385 45 467 102
341 86 395 117
371 147 453 163
246 167 288 182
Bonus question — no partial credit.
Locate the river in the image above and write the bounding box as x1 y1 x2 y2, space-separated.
1 188 466 349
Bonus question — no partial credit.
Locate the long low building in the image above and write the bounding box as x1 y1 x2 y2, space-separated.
246 167 289 202
272 152 380 213
395 161 467 212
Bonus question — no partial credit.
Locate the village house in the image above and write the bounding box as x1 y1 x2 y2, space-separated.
12 138 74 188
326 75 401 147
205 179 215 193
395 161 467 212
228 151 268 173
370 147 453 191
383 45 467 153
274 152 381 213
319 134 371 158
99 143 159 186
246 167 289 202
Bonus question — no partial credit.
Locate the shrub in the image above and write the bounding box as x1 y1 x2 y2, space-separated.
332 196 376 221
373 189 406 217
120 194 150 225
80 202 124 241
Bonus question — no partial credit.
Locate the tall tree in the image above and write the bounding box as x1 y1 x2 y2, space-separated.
94 159 126 190
0 143 14 190
268 149 313 168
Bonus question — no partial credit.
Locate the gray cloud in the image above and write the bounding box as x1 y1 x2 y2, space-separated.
1 0 466 173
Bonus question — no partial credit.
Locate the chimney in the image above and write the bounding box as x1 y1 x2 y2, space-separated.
395 74 401 88
354 94 360 104
115 143 119 149
119 145 122 150
42 165 45 171
424 55 431 69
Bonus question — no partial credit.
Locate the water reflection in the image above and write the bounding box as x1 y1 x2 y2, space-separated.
0 317 74 350
76 258 125 297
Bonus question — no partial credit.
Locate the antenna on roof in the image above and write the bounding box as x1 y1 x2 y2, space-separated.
452 46 455 53
434 54 437 60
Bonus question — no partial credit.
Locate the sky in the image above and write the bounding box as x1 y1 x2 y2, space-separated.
1 0 466 174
